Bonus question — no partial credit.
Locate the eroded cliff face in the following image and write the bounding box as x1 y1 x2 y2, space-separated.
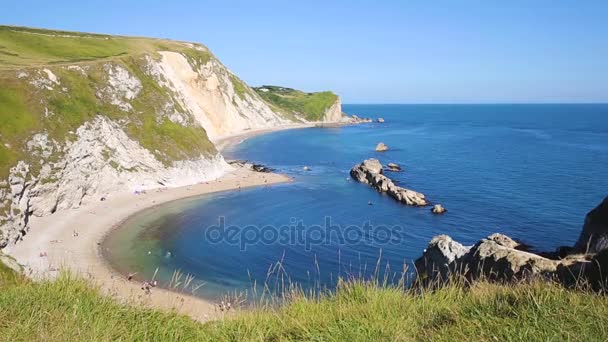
152 51 289 140
322 96 343 123
0 26 347 248
1 44 328 247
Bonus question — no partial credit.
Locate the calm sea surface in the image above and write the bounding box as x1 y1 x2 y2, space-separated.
104 104 608 299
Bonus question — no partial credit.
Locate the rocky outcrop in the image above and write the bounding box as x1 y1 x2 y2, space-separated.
574 196 608 253
346 115 373 124
414 235 470 282
415 233 590 286
350 159 428 206
228 160 273 173
375 143 389 152
415 198 608 289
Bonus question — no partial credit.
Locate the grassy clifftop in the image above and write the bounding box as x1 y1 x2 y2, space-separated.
253 85 339 121
0 261 607 341
0 25 210 69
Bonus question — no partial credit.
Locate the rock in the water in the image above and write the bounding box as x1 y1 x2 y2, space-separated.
375 142 389 152
348 115 373 124
574 196 608 253
377 118 385 123
350 159 428 206
228 160 273 173
431 204 447 214
386 163 401 172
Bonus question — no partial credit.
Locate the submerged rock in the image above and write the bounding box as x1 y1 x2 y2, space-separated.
431 204 447 214
375 142 389 152
350 159 427 206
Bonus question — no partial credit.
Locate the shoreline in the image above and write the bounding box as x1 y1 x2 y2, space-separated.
5 123 313 322
213 123 315 152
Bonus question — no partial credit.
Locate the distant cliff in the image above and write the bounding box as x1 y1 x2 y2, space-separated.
0 26 343 247
253 85 343 122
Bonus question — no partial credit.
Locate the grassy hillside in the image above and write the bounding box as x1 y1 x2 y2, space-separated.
254 85 338 121
1 261 607 341
0 26 217 177
0 26 210 69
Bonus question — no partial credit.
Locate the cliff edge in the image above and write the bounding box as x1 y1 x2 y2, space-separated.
0 26 343 247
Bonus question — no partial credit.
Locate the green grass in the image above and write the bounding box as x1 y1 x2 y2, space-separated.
0 25 206 69
0 25 221 225
230 74 248 100
1 260 607 341
254 85 338 121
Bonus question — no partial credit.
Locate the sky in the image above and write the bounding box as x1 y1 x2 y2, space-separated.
3 0 607 103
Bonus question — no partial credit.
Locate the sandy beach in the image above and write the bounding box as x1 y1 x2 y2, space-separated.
213 123 315 152
6 125 308 322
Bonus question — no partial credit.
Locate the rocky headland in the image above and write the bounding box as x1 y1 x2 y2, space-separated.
415 196 608 289
0 26 351 249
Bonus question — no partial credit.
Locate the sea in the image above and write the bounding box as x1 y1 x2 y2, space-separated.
103 104 608 300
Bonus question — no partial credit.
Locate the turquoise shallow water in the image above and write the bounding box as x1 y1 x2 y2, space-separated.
104 104 608 300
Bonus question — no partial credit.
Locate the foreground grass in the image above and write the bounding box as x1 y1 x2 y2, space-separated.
1 262 607 341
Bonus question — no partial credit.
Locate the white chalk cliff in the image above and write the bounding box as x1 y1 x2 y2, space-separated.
0 30 344 247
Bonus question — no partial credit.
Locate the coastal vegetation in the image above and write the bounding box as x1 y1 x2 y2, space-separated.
0 25 344 247
254 85 339 121
1 261 607 341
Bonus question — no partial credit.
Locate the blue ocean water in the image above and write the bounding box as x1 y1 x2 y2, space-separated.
104 104 608 299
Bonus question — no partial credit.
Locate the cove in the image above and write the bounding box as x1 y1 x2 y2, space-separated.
103 104 608 300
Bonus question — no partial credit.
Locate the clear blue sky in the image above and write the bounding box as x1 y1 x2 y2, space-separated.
4 0 607 103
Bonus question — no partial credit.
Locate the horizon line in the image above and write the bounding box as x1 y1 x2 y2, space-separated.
342 102 608 106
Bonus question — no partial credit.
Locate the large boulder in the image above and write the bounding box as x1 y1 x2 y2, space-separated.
350 158 383 184
414 235 470 283
388 187 427 206
574 196 608 253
